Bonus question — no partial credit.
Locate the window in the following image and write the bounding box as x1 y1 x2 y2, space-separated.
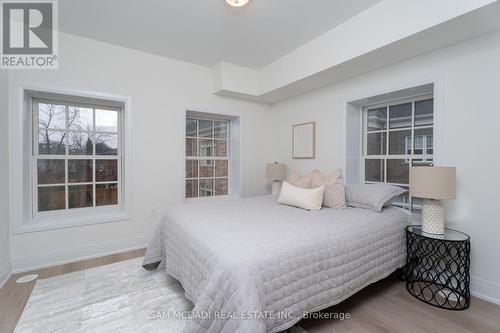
33 98 122 215
185 116 229 198
362 96 434 211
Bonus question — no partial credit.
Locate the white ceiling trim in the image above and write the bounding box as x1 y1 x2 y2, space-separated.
213 0 500 103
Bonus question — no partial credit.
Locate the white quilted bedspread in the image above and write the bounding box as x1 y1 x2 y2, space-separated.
143 195 409 333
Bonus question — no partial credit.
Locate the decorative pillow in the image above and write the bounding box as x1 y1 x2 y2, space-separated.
344 184 407 213
287 170 315 189
310 169 346 208
310 170 324 188
278 181 325 211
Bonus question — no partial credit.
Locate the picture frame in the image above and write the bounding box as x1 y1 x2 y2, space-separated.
292 122 315 159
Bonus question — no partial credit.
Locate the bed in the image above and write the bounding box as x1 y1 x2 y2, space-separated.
143 195 409 333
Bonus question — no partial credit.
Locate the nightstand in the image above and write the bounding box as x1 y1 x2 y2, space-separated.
404 225 470 310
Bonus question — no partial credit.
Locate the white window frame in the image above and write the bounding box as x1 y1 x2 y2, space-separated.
32 98 122 217
362 94 434 210
185 114 231 200
11 87 132 234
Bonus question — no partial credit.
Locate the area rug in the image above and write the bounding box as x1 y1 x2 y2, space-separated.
15 257 307 333
15 258 191 333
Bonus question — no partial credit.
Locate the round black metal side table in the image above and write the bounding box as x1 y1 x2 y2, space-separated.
404 225 470 310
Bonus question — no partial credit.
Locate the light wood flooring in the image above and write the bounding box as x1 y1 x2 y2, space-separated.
1 249 499 333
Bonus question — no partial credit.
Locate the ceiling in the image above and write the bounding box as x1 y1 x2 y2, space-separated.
59 0 381 69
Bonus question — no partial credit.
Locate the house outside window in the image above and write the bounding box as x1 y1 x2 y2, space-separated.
185 115 230 198
362 96 434 211
33 98 122 215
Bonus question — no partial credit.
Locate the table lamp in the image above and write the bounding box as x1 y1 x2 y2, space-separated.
409 167 456 235
266 162 286 195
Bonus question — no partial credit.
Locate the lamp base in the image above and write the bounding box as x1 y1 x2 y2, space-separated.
422 199 445 235
271 181 282 195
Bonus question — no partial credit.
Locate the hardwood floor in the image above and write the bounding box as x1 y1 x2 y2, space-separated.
1 249 499 333
299 276 500 333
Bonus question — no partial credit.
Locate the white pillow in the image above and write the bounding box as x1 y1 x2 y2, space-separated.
278 181 325 211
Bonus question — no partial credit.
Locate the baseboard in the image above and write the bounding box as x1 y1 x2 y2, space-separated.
0 260 12 289
471 276 500 306
11 235 150 274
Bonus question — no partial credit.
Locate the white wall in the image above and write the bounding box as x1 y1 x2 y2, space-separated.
0 69 11 286
8 33 273 269
270 31 500 303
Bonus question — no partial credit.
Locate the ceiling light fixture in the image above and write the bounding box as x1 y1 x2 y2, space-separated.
225 0 251 7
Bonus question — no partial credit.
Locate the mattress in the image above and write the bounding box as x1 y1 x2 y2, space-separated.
143 195 409 333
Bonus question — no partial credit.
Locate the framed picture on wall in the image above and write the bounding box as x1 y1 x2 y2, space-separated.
292 122 315 159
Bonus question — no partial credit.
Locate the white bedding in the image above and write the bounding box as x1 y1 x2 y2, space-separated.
143 195 409 333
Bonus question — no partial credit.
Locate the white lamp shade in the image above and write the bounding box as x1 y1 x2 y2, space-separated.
410 167 456 200
266 163 286 181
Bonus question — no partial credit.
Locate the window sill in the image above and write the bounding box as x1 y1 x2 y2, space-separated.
185 194 237 202
14 210 131 234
